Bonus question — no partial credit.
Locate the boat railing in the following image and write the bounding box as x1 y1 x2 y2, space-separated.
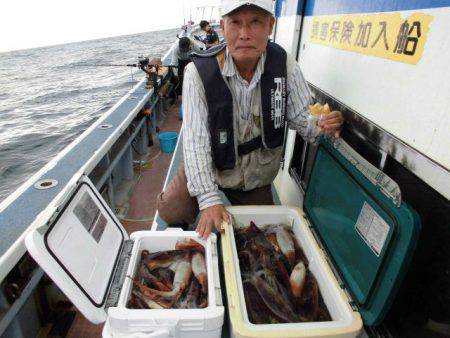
0 58 174 336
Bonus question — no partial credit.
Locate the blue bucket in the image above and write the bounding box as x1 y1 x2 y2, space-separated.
159 132 178 153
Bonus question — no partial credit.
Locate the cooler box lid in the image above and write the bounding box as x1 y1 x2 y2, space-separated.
25 176 128 324
304 137 421 326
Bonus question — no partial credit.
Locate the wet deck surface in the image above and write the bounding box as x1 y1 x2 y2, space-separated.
66 102 182 338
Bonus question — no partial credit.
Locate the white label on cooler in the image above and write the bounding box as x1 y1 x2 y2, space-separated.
73 192 106 243
355 202 390 257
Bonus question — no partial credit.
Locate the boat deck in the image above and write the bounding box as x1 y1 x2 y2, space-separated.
66 102 183 338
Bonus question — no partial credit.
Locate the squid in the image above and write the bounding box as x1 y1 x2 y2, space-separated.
175 238 205 252
290 261 307 298
142 255 192 305
191 251 208 294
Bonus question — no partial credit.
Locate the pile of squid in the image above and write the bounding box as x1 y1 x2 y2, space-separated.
127 238 208 309
235 221 331 324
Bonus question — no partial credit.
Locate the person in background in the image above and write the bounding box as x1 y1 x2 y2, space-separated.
200 20 220 48
170 36 202 95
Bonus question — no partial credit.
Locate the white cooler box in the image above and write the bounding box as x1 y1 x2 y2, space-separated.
222 206 362 338
25 176 224 338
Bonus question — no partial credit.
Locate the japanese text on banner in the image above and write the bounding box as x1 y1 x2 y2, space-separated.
309 12 433 64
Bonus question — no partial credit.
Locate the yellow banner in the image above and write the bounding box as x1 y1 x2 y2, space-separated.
309 12 433 65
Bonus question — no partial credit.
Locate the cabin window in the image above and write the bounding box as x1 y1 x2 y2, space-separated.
290 127 383 192
289 133 319 191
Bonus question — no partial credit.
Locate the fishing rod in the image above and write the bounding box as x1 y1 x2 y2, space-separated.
87 64 142 67
86 57 169 89
87 57 158 70
80 56 178 92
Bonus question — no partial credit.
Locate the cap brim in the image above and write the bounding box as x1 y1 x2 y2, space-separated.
221 2 274 16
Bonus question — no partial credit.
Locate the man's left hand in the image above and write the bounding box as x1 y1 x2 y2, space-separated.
318 111 344 138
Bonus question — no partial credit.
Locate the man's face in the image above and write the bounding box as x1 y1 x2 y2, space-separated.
221 6 275 66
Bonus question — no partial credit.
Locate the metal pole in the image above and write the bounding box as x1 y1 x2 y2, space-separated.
0 269 44 336
95 116 148 189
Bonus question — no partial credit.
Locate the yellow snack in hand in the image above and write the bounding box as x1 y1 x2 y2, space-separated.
309 102 331 117
309 102 324 117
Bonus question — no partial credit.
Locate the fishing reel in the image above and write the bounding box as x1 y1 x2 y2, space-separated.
138 56 150 68
130 57 162 90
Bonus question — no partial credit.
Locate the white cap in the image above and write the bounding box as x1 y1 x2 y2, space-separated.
220 0 275 16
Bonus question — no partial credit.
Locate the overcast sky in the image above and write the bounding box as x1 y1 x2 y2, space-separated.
0 0 220 53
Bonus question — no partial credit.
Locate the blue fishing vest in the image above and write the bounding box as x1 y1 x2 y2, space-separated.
192 42 287 171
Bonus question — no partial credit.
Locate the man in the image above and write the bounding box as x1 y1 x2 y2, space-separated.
169 36 203 95
157 0 344 238
200 20 220 48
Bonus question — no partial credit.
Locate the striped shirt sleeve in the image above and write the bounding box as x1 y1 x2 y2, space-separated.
182 62 223 210
286 55 320 142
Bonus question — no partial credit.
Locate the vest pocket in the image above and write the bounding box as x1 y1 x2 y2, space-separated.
258 147 282 165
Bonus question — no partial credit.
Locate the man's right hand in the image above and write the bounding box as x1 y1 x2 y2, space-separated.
196 204 230 239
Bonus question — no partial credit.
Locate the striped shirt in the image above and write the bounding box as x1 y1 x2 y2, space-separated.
182 48 317 210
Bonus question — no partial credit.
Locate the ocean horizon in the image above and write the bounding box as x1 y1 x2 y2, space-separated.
0 28 178 202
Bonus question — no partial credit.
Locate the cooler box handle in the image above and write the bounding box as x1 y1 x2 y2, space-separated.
113 328 170 338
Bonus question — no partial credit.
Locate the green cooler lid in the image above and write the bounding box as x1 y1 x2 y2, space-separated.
304 137 421 326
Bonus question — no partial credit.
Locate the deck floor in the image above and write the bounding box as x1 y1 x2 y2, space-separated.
66 102 182 338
